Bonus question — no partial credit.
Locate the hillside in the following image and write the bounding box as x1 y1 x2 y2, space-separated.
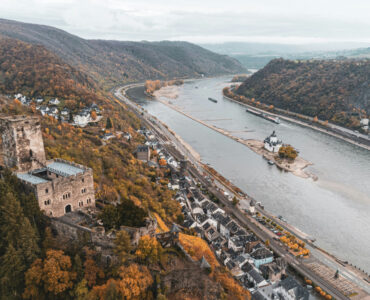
236 58 370 128
0 38 101 103
0 18 245 88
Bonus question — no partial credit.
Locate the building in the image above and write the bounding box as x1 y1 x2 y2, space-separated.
135 145 151 162
0 115 95 218
17 159 95 217
49 98 60 105
0 115 46 171
264 131 282 153
360 118 369 131
273 276 309 300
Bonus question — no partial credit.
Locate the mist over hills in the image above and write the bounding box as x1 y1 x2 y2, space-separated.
202 42 370 70
0 18 245 88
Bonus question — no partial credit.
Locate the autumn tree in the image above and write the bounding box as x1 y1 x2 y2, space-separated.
278 145 298 161
90 264 153 300
83 253 104 288
91 110 97 120
135 235 162 264
114 231 132 263
23 249 76 299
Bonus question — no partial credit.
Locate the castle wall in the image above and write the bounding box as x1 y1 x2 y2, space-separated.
35 168 95 217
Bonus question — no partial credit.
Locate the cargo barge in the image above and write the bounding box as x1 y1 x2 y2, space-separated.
246 108 280 124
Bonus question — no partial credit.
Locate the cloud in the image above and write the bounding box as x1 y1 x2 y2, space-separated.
0 0 369 45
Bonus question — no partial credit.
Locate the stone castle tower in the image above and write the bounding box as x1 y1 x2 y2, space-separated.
0 115 46 171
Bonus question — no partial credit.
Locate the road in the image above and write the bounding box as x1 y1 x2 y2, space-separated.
113 84 368 300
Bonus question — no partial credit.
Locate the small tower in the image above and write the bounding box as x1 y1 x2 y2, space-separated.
0 115 46 171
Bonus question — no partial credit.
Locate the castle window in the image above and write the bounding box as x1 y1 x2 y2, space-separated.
82 178 84 183
63 192 71 200
87 198 91 204
78 201 84 207
81 188 87 194
44 199 51 205
45 188 48 194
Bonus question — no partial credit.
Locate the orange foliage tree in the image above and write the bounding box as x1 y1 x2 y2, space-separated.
23 249 76 299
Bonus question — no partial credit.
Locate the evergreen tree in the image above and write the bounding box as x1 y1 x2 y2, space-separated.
0 243 25 299
106 117 113 129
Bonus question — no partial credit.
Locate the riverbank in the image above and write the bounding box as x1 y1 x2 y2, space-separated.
223 93 370 151
153 85 180 99
155 95 315 179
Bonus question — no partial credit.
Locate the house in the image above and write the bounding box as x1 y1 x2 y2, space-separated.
35 97 44 104
360 118 369 131
212 211 232 237
250 247 274 268
49 98 60 105
123 132 132 141
260 258 286 283
264 131 282 153
249 199 256 214
245 267 269 288
102 133 116 141
39 106 50 116
135 145 151 162
273 276 309 300
49 107 59 114
61 108 70 116
73 112 91 127
204 225 220 242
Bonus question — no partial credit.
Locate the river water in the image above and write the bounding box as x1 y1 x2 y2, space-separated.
129 76 370 273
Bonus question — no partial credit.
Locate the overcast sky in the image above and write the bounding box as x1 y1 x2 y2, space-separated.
1 0 370 46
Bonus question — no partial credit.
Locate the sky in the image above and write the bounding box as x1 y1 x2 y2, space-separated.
1 0 370 46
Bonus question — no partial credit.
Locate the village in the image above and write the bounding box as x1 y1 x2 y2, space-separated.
133 125 313 299
13 93 103 127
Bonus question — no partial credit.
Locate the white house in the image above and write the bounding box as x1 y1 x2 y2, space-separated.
73 112 91 127
49 98 60 105
264 131 282 152
360 118 369 131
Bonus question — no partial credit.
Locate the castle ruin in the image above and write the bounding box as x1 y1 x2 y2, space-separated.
0 115 95 217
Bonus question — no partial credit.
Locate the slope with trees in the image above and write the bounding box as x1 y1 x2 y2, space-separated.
236 58 369 129
0 18 245 89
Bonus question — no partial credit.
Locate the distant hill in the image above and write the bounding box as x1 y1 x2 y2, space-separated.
236 58 370 128
0 19 245 88
0 38 102 104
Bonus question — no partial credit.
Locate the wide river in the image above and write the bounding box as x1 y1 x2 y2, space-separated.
129 76 370 273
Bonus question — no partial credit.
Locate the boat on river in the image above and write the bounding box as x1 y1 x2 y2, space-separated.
208 97 218 103
246 108 280 124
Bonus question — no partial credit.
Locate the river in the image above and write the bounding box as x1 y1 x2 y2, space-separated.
128 76 370 273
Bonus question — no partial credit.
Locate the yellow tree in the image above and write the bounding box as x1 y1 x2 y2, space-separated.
135 235 162 264
23 249 76 299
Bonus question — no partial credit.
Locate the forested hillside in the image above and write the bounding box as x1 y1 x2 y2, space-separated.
0 27 249 299
0 18 245 88
236 58 369 128
0 38 100 103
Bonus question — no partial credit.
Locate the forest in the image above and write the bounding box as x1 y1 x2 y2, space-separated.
235 58 369 129
0 38 250 299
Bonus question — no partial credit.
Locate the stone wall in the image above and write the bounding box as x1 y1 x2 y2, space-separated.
0 115 46 171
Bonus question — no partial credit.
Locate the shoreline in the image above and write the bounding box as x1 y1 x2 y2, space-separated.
155 96 314 179
223 94 370 151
